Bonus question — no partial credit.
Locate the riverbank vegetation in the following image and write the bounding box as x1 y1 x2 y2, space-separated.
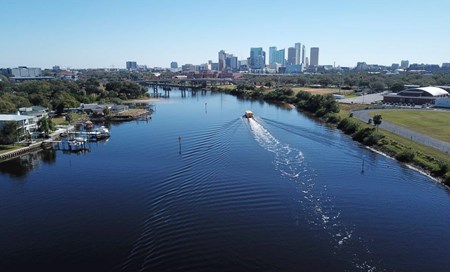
0 79 148 114
216 85 450 186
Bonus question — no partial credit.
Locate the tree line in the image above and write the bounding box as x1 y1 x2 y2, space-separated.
0 78 148 114
239 72 450 91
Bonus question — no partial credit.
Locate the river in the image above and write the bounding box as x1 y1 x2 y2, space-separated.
0 88 449 271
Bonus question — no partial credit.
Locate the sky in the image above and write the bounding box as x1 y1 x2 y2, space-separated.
1 0 450 69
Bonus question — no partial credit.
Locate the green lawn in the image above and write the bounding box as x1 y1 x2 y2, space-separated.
369 110 450 143
0 145 23 154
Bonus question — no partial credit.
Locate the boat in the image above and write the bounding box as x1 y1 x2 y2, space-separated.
90 126 110 140
244 110 253 118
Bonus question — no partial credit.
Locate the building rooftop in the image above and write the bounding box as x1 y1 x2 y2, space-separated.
399 86 448 97
0 114 35 121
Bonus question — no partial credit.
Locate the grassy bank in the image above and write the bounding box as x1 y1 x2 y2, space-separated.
339 105 450 185
369 110 450 142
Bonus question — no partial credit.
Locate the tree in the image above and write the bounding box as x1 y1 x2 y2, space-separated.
0 121 20 145
38 116 54 137
65 113 73 124
373 114 382 132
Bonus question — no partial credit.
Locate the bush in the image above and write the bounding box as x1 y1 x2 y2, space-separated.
396 149 415 162
444 173 450 186
431 163 449 177
337 118 360 134
325 113 341 124
315 107 327 117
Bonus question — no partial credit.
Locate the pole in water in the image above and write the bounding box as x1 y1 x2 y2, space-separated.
205 102 207 114
178 136 182 154
361 159 365 174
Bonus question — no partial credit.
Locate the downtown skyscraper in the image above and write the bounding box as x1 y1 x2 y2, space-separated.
250 47 266 69
310 47 319 67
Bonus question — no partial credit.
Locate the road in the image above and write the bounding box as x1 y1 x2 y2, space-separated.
352 109 450 154
339 92 385 104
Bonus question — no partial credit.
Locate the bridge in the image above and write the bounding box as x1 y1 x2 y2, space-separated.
138 77 244 88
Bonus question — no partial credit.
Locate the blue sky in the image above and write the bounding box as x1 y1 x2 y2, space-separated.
1 0 449 69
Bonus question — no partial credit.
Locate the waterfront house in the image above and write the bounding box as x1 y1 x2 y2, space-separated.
19 106 48 119
0 114 38 142
77 103 129 115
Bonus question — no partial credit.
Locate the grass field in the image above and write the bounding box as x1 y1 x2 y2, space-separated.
291 87 354 96
369 110 450 143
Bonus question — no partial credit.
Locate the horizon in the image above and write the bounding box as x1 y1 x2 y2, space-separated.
1 0 450 69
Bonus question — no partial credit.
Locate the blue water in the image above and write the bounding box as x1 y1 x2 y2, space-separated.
0 89 449 271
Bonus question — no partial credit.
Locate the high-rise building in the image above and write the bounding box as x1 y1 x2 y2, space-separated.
126 61 137 70
400 60 409 69
272 48 285 66
250 47 265 69
218 50 227 71
310 47 319 67
295 43 301 65
391 63 400 70
225 55 238 71
269 46 277 65
305 57 309 67
301 45 305 64
170 62 178 69
287 47 297 65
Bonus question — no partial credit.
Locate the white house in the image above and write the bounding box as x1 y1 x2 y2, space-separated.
0 114 39 142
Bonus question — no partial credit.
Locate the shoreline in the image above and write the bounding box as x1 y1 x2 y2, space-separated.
365 146 449 189
123 98 160 103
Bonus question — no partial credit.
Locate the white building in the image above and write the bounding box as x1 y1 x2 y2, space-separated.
0 114 39 142
11 67 42 78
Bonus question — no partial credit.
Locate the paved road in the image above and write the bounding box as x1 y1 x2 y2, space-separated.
339 92 385 104
352 109 450 154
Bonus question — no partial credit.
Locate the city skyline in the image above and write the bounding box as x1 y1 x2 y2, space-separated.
1 0 450 69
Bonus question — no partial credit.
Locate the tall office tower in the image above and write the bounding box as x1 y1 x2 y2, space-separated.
170 62 178 69
272 49 285 66
218 50 227 71
295 43 301 65
310 47 319 67
301 45 306 64
225 55 238 71
126 61 137 70
250 47 265 69
287 47 297 65
400 60 409 69
305 57 309 67
269 46 277 65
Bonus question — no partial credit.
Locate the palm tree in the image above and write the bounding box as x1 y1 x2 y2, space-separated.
373 114 382 132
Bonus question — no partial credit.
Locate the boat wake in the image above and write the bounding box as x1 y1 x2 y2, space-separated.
246 117 378 271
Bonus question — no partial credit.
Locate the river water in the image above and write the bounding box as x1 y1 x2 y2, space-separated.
1 89 449 271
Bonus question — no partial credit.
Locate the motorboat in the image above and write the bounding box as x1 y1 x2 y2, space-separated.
244 110 253 118
91 126 110 140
